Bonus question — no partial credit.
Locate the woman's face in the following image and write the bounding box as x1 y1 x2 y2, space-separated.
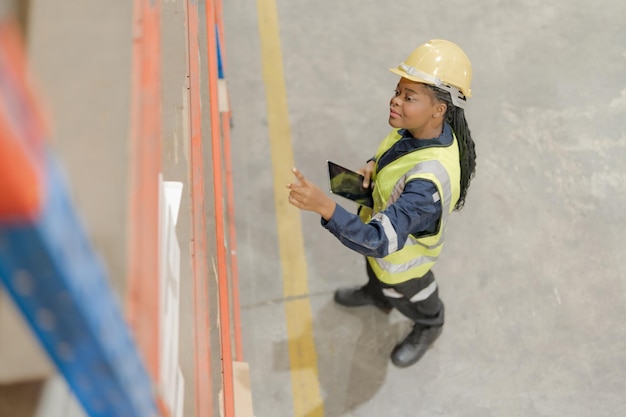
388 78 446 138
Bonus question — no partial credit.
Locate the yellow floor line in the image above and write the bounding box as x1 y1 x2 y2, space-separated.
255 0 324 416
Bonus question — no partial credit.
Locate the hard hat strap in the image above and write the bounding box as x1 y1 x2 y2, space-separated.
399 64 467 109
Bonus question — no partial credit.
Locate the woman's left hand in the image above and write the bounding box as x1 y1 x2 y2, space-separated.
287 167 336 220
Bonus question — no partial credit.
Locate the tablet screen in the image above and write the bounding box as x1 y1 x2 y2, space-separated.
327 161 374 208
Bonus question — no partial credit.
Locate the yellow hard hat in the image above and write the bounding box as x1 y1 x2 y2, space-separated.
390 39 472 108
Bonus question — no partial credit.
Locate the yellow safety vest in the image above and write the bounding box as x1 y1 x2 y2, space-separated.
359 128 461 284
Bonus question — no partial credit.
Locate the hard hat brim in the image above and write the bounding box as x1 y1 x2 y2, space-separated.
389 67 472 99
389 67 435 87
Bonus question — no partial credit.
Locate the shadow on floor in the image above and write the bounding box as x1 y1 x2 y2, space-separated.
278 296 413 417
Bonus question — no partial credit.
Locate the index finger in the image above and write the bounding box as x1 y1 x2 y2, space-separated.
292 167 307 184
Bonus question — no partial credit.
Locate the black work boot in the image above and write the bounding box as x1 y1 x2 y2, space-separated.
333 286 393 313
390 324 443 368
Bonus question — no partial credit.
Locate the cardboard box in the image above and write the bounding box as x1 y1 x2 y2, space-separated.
0 288 53 384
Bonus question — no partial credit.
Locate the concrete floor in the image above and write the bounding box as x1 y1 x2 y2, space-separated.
222 1 626 416
2 0 626 416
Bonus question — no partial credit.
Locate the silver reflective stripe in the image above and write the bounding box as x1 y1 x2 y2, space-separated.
388 160 451 210
374 253 437 274
432 192 440 203
409 281 438 303
375 160 452 275
387 160 452 251
372 212 398 253
382 288 404 299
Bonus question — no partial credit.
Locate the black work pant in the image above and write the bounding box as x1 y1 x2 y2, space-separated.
363 260 444 327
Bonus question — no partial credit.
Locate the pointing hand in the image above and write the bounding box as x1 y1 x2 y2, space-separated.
287 167 336 220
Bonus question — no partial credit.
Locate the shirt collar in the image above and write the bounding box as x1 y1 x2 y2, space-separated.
397 122 453 146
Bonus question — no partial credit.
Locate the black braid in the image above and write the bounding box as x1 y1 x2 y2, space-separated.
427 85 477 210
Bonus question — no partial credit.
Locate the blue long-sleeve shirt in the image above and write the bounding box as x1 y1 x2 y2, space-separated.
321 124 454 258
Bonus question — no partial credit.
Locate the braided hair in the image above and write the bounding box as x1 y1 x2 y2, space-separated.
427 85 477 210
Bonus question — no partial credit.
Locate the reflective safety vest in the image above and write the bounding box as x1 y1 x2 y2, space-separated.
359 128 461 285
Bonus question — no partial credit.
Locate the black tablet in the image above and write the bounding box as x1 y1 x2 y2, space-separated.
327 161 374 208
